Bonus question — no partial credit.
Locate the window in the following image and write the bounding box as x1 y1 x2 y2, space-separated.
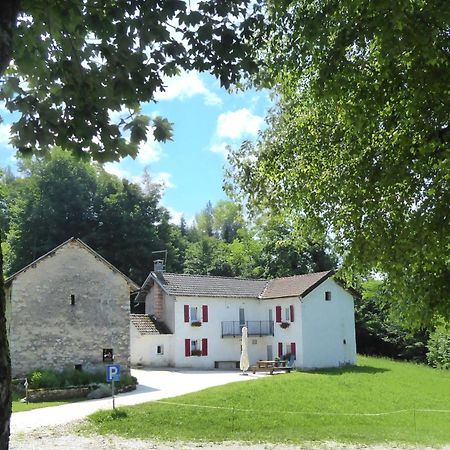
325 291 332 301
70 294 75 306
190 306 198 321
74 364 82 371
103 348 114 362
191 340 199 352
252 339 258 345
157 345 164 355
285 307 290 322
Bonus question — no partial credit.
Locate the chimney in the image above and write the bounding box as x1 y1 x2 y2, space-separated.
154 259 164 272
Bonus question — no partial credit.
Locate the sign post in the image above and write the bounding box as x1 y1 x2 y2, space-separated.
106 364 121 410
24 378 28 404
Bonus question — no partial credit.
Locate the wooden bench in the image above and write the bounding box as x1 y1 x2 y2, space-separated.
251 360 294 375
214 361 240 369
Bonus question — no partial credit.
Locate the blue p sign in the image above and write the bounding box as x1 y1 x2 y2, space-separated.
106 364 121 382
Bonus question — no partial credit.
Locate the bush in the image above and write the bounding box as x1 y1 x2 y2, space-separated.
87 384 111 399
29 370 61 389
427 324 450 369
27 368 105 389
26 368 137 390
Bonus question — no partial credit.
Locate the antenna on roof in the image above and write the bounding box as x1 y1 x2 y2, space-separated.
151 250 167 272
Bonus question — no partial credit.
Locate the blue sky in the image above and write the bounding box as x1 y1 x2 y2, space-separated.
0 71 270 225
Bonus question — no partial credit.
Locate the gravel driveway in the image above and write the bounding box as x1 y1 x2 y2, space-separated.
10 423 430 450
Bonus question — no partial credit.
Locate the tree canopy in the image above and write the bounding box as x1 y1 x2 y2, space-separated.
0 0 263 161
0 1 264 447
227 0 450 326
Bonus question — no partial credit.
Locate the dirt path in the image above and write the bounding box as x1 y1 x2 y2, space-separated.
10 422 440 450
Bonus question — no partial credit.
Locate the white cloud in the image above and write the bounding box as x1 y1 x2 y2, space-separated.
137 139 163 164
155 71 222 106
103 162 130 179
0 124 11 145
210 142 230 156
216 108 263 140
167 207 183 224
153 171 175 189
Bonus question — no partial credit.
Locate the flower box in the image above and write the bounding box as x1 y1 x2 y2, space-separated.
191 321 202 327
191 349 202 356
280 322 290 329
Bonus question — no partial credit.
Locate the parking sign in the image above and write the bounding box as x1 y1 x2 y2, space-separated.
106 364 121 382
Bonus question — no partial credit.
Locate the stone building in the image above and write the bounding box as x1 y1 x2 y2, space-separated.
5 238 139 377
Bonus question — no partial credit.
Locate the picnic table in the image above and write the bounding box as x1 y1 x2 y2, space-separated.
251 360 293 375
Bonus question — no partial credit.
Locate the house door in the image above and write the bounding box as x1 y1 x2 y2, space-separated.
267 345 273 361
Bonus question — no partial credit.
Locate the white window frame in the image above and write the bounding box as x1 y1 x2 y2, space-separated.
190 306 198 321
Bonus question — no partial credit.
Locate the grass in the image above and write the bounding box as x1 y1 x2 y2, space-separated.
87 356 450 446
12 391 84 412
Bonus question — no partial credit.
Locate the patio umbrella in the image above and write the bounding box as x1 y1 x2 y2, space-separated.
240 326 249 374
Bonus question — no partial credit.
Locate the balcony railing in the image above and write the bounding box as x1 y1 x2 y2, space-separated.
221 321 274 337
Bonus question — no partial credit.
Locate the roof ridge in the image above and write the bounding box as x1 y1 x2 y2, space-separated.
270 270 332 282
5 237 139 290
163 272 267 282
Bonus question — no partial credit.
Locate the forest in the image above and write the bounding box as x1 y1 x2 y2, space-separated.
0 149 448 370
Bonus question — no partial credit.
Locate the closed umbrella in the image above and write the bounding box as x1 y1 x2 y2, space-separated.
240 326 249 374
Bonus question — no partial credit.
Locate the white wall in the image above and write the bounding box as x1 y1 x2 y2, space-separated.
269 297 303 365
300 278 356 369
172 296 272 369
130 324 174 367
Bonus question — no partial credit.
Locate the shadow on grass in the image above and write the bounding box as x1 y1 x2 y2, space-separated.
304 365 390 376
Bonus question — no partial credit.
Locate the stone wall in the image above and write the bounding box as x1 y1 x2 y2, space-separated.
8 240 131 377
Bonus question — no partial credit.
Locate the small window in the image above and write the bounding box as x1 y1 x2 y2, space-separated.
190 306 198 322
103 348 114 362
343 339 347 345
325 291 332 301
252 339 258 345
157 345 164 355
191 340 199 352
71 294 75 306
74 364 82 371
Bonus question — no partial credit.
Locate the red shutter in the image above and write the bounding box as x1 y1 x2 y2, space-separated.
185 339 191 357
291 342 296 358
290 304 295 322
184 305 189 322
202 305 208 323
275 306 282 323
202 338 208 356
278 342 283 358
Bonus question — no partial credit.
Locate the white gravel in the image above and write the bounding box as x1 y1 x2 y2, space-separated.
10 422 440 450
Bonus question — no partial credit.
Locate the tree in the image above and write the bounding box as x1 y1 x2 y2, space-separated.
0 2 264 446
227 0 450 326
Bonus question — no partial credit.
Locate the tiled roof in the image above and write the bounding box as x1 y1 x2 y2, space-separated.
146 270 335 300
261 271 333 299
157 273 268 298
130 314 170 335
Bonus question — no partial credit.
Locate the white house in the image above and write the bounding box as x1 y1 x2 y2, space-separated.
130 269 356 370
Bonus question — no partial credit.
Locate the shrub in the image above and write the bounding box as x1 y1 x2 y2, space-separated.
427 324 450 369
29 370 61 389
87 384 111 399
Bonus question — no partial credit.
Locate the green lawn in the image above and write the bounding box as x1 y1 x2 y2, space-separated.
87 356 450 446
12 391 84 412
